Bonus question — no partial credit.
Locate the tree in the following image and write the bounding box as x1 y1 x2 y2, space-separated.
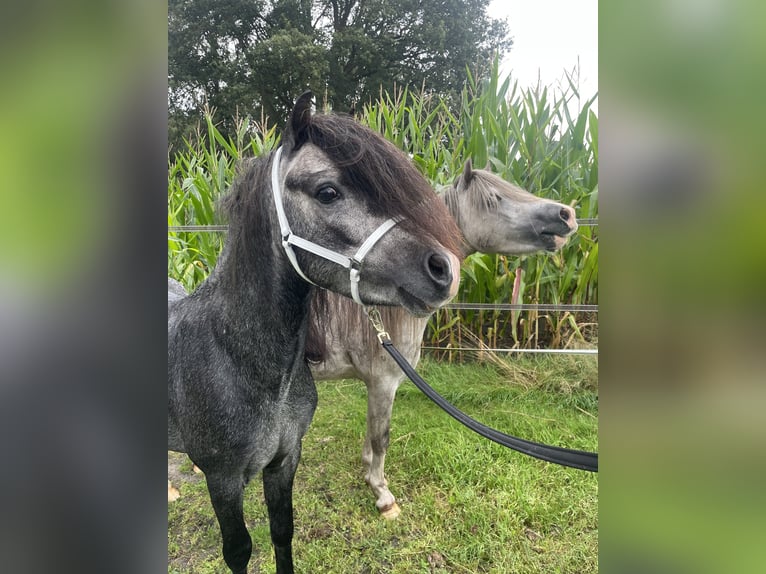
168 0 272 149
168 0 511 151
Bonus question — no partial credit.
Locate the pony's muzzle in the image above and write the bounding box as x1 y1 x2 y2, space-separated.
538 203 578 237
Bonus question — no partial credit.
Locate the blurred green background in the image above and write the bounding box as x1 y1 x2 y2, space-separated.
600 1 766 573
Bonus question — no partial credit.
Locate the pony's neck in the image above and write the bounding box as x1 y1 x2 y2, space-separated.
209 203 314 358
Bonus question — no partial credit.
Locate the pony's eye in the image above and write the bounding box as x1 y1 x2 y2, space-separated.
315 186 340 204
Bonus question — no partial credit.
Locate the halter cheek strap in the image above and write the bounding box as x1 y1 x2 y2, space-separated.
270 146 400 306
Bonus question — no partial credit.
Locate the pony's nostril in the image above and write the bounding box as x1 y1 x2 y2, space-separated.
560 207 571 222
426 252 452 287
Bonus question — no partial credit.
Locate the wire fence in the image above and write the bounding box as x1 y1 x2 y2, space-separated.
422 346 598 355
444 303 597 313
427 304 599 357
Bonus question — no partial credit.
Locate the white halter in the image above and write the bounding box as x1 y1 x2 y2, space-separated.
270 146 400 306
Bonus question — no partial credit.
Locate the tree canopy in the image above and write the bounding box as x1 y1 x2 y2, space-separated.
169 0 512 151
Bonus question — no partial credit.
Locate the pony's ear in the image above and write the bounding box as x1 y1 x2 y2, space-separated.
283 91 313 151
459 158 474 189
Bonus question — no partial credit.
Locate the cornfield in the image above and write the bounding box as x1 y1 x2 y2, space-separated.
168 59 598 353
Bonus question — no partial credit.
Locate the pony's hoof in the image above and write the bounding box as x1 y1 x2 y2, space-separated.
379 502 401 520
168 480 181 502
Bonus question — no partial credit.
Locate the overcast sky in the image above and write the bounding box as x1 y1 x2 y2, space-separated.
487 0 598 110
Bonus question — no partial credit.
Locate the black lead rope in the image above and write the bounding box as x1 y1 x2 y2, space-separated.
365 309 598 472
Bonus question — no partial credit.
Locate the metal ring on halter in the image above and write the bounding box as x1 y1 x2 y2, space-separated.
270 146 400 306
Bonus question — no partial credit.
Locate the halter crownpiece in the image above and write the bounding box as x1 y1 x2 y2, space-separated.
270 146 400 306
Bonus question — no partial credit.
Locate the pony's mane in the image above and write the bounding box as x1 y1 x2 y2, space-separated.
298 113 462 256
214 155 272 289
441 169 529 227
217 155 268 223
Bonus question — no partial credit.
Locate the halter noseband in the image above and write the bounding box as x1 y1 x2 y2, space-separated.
270 146 400 306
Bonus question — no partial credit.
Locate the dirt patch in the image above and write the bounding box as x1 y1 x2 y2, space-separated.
168 451 204 493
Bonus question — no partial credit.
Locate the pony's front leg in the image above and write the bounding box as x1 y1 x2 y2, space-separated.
362 377 401 519
206 473 252 574
263 450 300 574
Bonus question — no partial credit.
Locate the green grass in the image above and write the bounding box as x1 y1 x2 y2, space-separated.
168 356 598 573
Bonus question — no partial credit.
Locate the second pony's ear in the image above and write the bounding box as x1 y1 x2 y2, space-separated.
458 158 474 189
282 91 313 152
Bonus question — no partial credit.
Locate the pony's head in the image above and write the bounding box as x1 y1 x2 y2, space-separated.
444 159 578 255
233 92 462 316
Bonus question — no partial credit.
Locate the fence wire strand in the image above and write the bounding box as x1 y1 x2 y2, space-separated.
168 219 598 233
443 303 597 312
422 346 598 355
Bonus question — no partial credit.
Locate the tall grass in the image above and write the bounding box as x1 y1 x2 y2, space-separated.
167 61 598 350
167 110 278 291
